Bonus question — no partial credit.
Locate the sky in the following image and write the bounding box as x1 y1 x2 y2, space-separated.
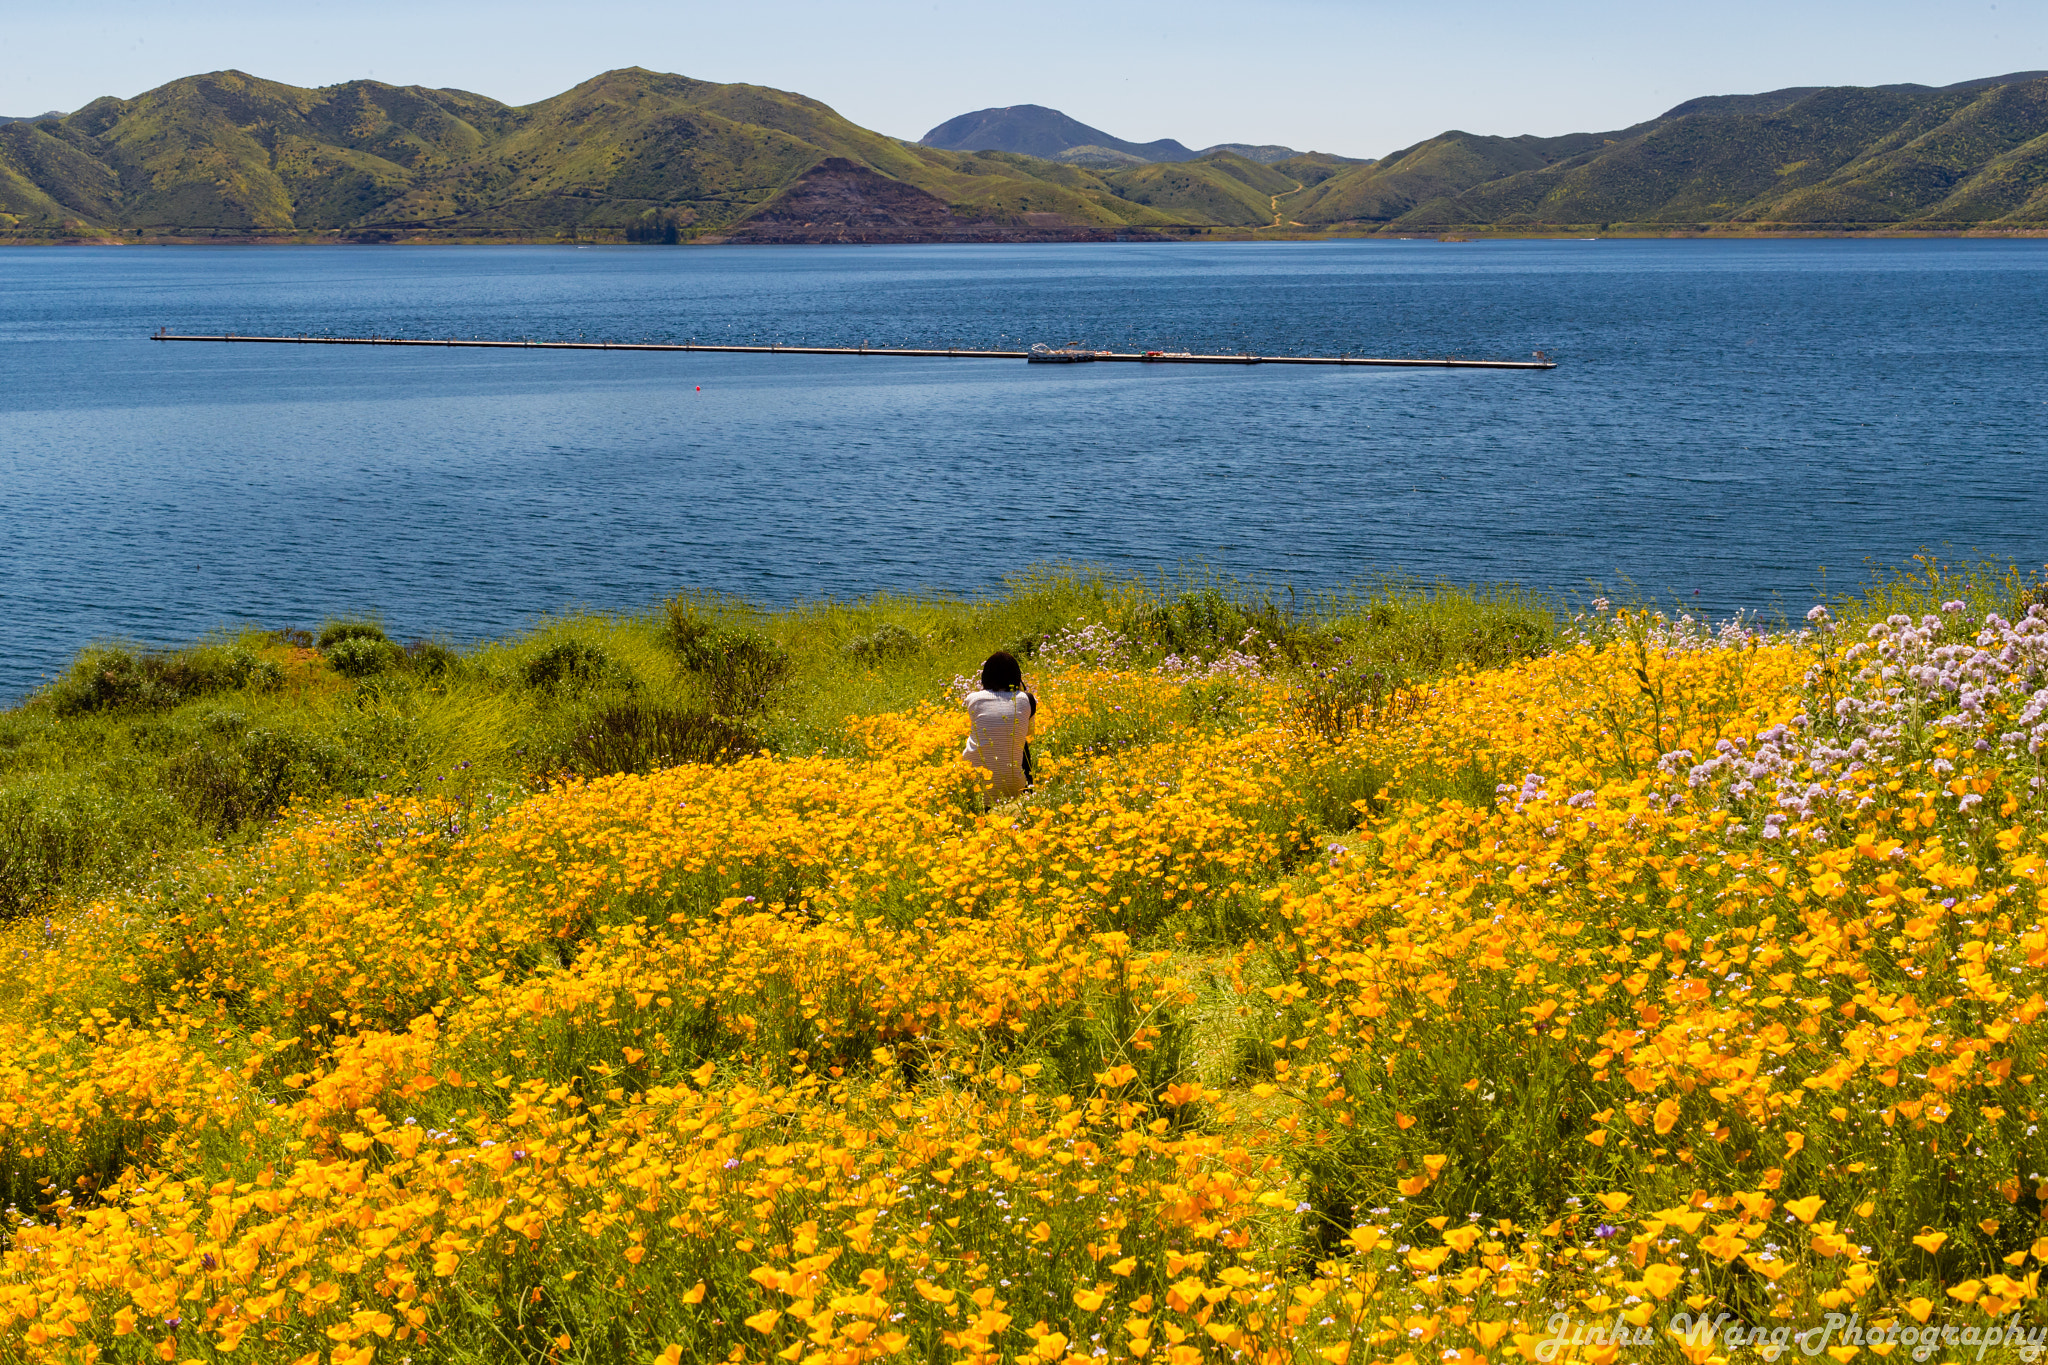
6 0 2045 159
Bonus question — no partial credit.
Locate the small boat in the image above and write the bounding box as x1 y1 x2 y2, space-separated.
1028 343 1098 364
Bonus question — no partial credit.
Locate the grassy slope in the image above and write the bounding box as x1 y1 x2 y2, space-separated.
0 572 1558 920
1270 151 1366 190
1415 86 1977 228
1294 130 1613 225
0 119 125 224
59 71 510 230
0 67 1180 236
918 150 1185 228
1751 78 2048 223
1298 76 2048 230
1322 79 2048 230
1102 152 1301 226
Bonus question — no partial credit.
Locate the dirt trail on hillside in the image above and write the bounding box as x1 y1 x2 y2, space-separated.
1264 180 1309 229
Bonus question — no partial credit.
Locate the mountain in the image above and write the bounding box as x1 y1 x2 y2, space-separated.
1294 71 2048 230
916 105 1329 167
5 69 2048 242
919 104 1197 162
1203 144 1310 165
0 69 1189 241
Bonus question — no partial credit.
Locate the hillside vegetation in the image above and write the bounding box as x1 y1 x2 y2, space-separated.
3 564 2047 1363
1296 73 2048 231
0 69 1182 242
9 68 2048 242
1101 152 1305 227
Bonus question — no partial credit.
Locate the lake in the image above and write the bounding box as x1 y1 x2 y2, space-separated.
3 238 2046 701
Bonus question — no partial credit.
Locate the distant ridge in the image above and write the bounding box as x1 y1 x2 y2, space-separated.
1203 143 1308 164
1288 70 2048 231
916 104 1327 166
1658 72 2048 120
4 70 2048 241
919 104 1200 162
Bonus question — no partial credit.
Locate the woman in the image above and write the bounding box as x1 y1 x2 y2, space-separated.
962 650 1037 799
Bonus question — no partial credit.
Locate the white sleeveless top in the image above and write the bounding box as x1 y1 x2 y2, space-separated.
962 689 1034 797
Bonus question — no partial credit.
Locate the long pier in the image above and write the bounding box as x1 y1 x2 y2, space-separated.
148 331 1556 370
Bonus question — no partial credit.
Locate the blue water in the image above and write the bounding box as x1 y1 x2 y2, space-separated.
4 239 2046 702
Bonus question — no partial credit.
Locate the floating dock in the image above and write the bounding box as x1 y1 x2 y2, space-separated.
148 331 1556 370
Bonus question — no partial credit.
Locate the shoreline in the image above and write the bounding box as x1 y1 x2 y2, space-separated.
6 224 2048 247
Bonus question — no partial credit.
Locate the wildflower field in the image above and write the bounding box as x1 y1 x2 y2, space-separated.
2 571 2047 1365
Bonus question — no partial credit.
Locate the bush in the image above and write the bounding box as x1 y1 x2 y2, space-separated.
522 640 633 695
316 619 387 651
325 635 404 680
843 623 923 666
1291 662 1420 741
566 701 756 776
402 640 461 680
0 783 123 918
663 602 790 716
1118 587 1289 661
42 644 281 717
161 716 359 837
1318 593 1554 676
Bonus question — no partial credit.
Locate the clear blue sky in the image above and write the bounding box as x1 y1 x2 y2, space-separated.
7 0 2043 158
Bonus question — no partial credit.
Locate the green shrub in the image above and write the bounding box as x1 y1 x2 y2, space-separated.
0 784 112 918
402 640 461 679
522 640 634 695
843 623 923 666
161 716 360 837
1118 587 1287 661
1317 589 1554 676
663 602 790 716
325 635 404 679
566 701 756 776
41 644 281 717
316 619 387 651
0 776 186 920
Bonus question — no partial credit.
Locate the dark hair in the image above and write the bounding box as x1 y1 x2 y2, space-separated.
980 650 1024 692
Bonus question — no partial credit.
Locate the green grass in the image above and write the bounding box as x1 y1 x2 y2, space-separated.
0 568 1563 922
1828 552 2048 623
13 555 2039 924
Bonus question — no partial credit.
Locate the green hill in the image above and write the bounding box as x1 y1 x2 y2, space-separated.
0 69 1186 240
1102 151 1301 226
917 104 1322 166
1293 129 1627 225
4 67 2047 241
919 104 1197 162
1300 73 2048 231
